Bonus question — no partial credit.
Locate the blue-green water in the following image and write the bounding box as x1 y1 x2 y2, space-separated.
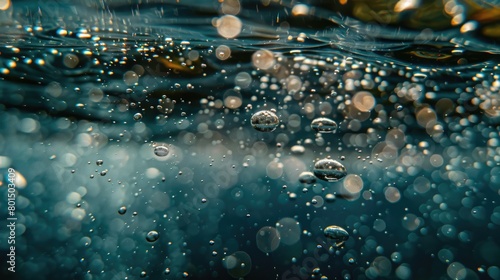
1 0 500 279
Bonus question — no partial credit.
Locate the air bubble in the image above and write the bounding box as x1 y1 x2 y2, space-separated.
313 158 347 182
216 15 242 39
118 206 127 215
311 118 338 133
154 145 169 157
323 225 349 247
256 226 281 253
133 113 143 121
146 230 159 242
252 49 275 70
251 110 279 132
298 171 316 184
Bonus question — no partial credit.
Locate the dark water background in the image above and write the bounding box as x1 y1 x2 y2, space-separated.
1 0 500 279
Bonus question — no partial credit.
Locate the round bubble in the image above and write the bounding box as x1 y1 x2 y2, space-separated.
118 206 127 215
133 113 143 121
223 251 252 278
276 217 301 245
323 225 349 247
313 158 347 182
298 171 316 184
311 118 338 133
256 226 281 253
154 145 169 157
251 110 279 132
146 230 159 242
252 49 275 70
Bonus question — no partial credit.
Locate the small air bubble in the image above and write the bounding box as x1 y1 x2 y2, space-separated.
118 206 127 215
146 230 159 242
154 145 169 157
133 113 143 121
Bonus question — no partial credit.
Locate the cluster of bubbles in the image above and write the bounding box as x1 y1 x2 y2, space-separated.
251 110 347 182
1 0 499 279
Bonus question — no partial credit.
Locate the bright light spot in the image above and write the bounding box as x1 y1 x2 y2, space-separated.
292 4 309 16
394 0 421 12
0 0 11 10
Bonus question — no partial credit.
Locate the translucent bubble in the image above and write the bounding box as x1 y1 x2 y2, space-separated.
276 217 301 245
352 91 376 112
123 70 139 86
146 230 159 242
311 118 338 133
323 225 349 247
63 53 79 68
96 159 103 166
215 45 231 60
154 145 169 157
216 15 242 39
133 113 143 121
313 158 347 182
118 206 127 215
391 252 402 263
298 171 316 184
252 49 275 70
256 226 281 253
285 75 302 93
223 251 252 278
251 110 279 132
291 145 305 154
234 72 252 88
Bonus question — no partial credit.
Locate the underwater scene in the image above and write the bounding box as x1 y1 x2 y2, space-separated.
0 0 500 279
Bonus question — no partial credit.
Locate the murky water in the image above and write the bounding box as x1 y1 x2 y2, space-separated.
1 0 500 279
